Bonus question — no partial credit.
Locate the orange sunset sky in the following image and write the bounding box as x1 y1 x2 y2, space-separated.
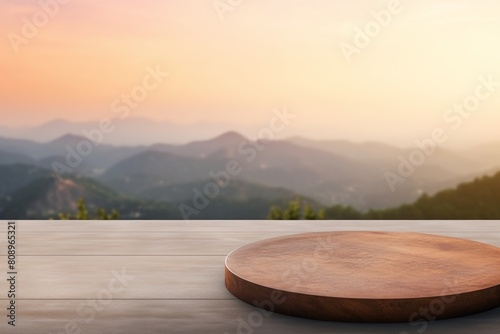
1 0 499 146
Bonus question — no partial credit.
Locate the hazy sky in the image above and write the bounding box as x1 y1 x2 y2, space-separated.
1 0 499 146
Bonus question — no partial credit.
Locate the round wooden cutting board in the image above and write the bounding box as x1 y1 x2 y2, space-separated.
225 232 500 323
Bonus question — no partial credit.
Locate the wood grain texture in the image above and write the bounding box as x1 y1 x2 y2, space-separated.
5 300 500 334
14 220 500 232
2 231 498 256
225 231 500 323
1 221 500 333
0 256 230 299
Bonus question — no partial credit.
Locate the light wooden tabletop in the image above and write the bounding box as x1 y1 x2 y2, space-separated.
1 220 499 333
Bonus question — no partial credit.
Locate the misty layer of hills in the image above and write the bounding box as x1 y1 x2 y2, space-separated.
0 130 499 219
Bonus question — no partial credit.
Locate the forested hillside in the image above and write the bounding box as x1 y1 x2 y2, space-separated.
324 172 500 220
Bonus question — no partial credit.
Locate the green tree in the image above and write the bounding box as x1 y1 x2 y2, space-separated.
96 208 120 220
268 205 284 220
268 199 326 220
76 198 89 220
304 204 317 220
284 198 301 220
57 198 120 220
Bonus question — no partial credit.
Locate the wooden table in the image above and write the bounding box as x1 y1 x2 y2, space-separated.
225 232 500 322
1 220 500 333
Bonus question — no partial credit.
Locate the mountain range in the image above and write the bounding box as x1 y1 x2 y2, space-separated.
0 118 264 146
1 129 499 219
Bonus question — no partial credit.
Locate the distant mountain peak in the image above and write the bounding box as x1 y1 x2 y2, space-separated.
212 131 248 143
184 131 248 147
49 133 87 144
